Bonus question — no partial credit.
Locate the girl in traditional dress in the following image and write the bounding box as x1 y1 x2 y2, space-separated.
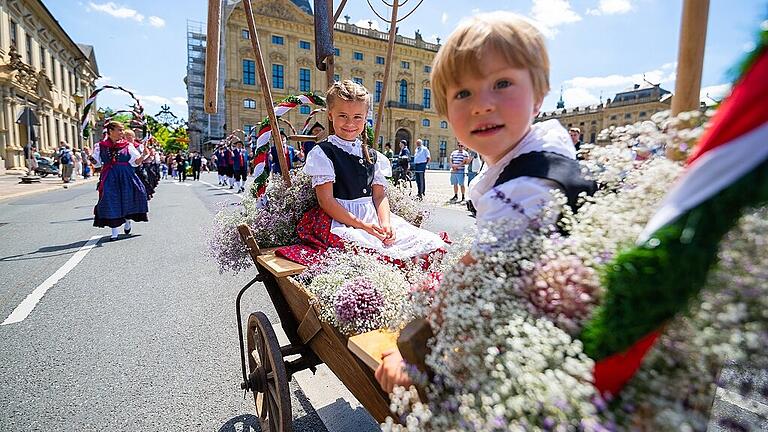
92 121 150 240
278 80 446 264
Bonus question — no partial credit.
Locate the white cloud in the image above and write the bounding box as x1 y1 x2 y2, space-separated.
138 94 187 108
148 16 165 28
547 62 679 110
88 2 144 22
441 12 449 25
700 83 731 105
354 19 380 30
95 76 112 86
529 0 581 38
567 62 676 90
563 86 601 107
587 0 633 16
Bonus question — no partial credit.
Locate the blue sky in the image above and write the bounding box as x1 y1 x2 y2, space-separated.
45 0 766 120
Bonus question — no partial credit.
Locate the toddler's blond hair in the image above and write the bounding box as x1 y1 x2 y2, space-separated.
431 12 550 117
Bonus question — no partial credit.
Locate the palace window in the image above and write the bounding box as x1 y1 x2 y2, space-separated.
243 99 256 109
242 29 250 39
334 74 340 82
334 48 340 56
353 77 363 85
376 56 385 65
299 68 311 92
639 111 647 117
10 20 18 48
423 88 431 109
271 35 284 45
272 64 284 89
353 51 363 61
401 61 410 69
299 40 311 50
422 119 430 127
40 47 46 72
440 120 448 129
423 139 429 148
374 80 383 103
244 124 253 136
624 113 632 119
399 80 408 104
243 60 255 85
300 105 311 115
25 34 32 64
423 65 431 73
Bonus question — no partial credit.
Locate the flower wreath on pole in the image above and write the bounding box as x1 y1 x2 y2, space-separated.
80 85 144 139
253 92 326 196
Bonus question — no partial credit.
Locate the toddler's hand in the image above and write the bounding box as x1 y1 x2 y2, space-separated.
362 222 387 241
375 349 413 393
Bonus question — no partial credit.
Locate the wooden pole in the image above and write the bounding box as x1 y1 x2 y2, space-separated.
242 0 291 184
204 0 221 114
325 0 335 94
373 0 399 149
671 0 709 116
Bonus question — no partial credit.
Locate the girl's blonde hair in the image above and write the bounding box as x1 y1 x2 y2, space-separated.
430 12 550 117
326 80 373 163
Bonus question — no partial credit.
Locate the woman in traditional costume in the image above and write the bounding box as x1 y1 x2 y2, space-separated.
92 121 149 240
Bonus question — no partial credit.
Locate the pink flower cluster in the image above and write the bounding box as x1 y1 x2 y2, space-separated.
333 277 385 328
520 255 601 335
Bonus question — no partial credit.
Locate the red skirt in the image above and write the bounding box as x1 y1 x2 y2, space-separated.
276 206 449 269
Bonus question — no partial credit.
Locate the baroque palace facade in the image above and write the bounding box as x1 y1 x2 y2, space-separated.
221 0 458 165
535 84 672 144
0 0 99 172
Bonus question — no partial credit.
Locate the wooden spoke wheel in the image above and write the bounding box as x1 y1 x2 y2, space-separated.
246 311 292 432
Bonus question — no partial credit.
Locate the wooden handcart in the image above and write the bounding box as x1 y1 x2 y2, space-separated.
234 224 398 431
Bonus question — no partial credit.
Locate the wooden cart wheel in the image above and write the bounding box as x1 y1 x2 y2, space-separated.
246 311 292 432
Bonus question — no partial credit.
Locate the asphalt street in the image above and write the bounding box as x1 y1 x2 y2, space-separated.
0 171 475 432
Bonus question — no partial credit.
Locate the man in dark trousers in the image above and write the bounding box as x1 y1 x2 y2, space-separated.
190 151 202 181
175 152 187 182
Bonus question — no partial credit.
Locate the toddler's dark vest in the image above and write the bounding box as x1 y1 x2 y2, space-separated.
317 141 378 200
493 151 597 212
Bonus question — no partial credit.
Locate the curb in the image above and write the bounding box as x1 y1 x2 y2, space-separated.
0 177 99 202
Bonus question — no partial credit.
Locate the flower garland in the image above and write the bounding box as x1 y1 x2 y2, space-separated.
253 93 326 196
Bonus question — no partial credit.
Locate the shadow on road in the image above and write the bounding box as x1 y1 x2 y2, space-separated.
0 235 139 262
218 414 260 432
49 217 93 224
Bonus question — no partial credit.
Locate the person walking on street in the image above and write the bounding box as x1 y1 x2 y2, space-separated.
25 143 38 175
466 149 483 184
190 151 202 181
176 152 187 182
449 143 469 202
233 141 249 193
412 139 430 199
92 121 150 240
58 143 75 183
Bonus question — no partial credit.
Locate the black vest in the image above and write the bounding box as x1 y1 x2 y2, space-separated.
317 141 377 200
493 151 597 212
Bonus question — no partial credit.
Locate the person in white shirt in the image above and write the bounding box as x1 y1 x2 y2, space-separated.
412 139 431 199
376 11 596 393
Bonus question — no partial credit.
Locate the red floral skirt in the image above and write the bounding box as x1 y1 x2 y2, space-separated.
276 206 449 269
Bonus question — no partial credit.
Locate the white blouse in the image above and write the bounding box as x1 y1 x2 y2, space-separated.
303 135 392 188
469 119 577 230
91 142 141 167
302 134 445 259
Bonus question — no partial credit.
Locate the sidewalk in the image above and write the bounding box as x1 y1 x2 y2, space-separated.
0 173 99 202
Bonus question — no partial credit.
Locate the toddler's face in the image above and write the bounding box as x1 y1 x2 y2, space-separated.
445 50 542 165
328 100 368 141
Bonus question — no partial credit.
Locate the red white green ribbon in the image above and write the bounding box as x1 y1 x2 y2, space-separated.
253 93 326 196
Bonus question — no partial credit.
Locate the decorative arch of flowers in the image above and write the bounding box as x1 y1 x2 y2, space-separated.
80 85 145 140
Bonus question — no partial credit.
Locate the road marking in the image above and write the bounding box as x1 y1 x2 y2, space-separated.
716 386 768 418
199 180 243 197
2 235 103 326
172 182 191 187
